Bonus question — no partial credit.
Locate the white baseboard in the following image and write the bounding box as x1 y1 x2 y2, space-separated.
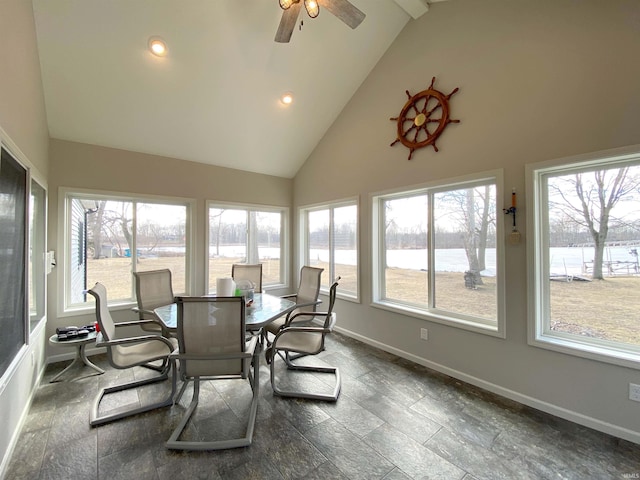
334 326 640 445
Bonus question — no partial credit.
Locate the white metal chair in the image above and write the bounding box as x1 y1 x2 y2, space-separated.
132 269 175 337
267 278 341 401
232 263 263 293
166 296 260 450
263 266 323 345
87 283 177 426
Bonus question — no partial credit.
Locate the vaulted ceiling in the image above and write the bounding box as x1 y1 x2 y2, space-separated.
32 0 442 178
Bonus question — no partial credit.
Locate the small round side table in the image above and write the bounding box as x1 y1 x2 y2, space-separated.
48 331 105 382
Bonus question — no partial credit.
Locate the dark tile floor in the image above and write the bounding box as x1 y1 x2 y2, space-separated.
6 332 640 480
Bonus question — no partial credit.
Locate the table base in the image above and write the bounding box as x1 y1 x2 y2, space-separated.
50 342 105 383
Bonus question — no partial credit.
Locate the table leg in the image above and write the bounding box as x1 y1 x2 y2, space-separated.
50 343 105 383
79 343 105 375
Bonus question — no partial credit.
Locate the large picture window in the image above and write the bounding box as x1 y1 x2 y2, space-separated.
207 203 287 292
300 199 358 298
62 190 191 311
528 148 640 367
372 172 505 335
0 147 28 378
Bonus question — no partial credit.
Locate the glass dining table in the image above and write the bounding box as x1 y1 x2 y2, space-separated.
153 293 297 334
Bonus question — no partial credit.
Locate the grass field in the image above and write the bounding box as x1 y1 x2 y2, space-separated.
86 256 640 346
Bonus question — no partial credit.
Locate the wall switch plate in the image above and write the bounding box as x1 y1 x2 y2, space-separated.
630 383 640 402
420 328 428 341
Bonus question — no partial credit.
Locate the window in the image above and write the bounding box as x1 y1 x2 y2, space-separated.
528 147 640 368
29 179 46 332
372 172 505 336
300 200 358 298
0 147 28 378
62 190 191 311
207 203 287 292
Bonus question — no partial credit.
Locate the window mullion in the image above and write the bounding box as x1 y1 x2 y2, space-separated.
246 209 253 263
380 199 388 300
427 191 435 310
130 202 137 303
329 208 335 283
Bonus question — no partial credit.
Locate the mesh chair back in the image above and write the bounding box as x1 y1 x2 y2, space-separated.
134 269 175 313
89 282 140 366
177 296 246 378
231 263 263 293
88 283 116 341
322 279 339 329
295 266 323 314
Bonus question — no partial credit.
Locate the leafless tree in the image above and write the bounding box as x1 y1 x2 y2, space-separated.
209 209 226 256
548 167 640 279
438 186 495 285
90 201 107 259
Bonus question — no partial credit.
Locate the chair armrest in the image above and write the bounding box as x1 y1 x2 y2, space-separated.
287 310 329 321
280 293 297 299
118 316 173 337
96 332 174 349
276 325 329 336
114 319 159 328
284 307 326 327
131 306 156 316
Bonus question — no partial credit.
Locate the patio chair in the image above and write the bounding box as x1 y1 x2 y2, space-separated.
166 296 260 450
263 266 323 346
132 269 175 337
232 263 263 293
267 278 341 401
87 283 177 426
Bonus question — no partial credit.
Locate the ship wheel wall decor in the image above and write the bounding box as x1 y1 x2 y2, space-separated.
390 77 460 160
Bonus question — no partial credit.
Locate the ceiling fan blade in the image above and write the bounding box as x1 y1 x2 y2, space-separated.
318 0 365 29
275 2 302 43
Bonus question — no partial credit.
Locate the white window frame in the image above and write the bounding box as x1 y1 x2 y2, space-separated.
206 201 289 292
0 126 48 388
299 197 359 301
29 177 47 334
59 187 195 315
371 170 506 337
527 145 640 369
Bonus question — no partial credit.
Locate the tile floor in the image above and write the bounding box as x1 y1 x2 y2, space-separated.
6 332 640 480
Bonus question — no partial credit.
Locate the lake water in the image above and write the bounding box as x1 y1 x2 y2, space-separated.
184 245 640 277
314 246 640 276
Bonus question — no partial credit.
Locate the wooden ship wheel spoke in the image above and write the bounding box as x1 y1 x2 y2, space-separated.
390 77 460 160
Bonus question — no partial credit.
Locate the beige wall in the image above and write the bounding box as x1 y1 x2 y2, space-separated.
0 0 50 473
0 0 49 177
294 0 640 440
46 139 293 335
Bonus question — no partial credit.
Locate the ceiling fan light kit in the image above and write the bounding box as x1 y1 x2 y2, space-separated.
279 0 319 18
275 0 365 43
304 0 320 18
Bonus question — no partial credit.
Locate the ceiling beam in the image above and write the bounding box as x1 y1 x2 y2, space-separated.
392 0 429 20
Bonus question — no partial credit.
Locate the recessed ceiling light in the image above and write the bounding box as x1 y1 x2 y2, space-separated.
281 92 293 105
148 37 167 57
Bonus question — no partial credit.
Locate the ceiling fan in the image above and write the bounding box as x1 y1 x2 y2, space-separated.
275 0 366 43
